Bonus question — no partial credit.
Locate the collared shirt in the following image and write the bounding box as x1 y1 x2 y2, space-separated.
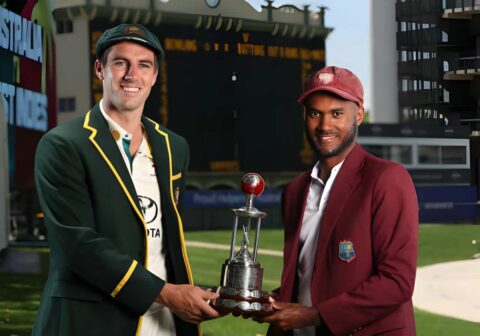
99 101 175 336
294 160 344 336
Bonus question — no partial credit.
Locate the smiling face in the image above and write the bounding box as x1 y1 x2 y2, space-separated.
304 91 364 166
95 41 158 116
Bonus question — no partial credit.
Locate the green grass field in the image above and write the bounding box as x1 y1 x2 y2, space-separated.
0 225 479 335
186 225 480 336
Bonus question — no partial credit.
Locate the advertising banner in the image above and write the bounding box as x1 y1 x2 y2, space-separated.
0 0 56 189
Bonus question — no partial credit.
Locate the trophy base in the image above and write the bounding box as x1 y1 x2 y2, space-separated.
210 286 275 317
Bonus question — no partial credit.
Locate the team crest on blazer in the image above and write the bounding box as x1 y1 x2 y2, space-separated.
339 240 356 263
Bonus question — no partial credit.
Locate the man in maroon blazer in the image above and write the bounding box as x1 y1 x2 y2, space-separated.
261 66 418 336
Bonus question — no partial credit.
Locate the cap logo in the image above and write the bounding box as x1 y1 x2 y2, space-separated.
122 26 145 37
317 73 334 84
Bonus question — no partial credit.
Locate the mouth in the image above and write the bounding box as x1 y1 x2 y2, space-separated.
121 86 141 93
316 133 337 143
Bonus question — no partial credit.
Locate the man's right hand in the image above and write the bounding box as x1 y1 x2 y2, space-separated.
155 283 220 324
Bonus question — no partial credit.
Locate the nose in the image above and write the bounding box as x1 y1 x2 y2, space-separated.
316 115 332 131
124 65 138 81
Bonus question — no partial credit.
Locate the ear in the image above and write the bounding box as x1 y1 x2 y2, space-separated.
95 60 104 81
356 106 365 126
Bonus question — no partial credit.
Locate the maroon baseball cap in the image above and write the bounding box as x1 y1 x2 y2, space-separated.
297 66 364 106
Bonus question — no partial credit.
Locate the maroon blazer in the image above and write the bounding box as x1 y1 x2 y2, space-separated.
273 144 418 336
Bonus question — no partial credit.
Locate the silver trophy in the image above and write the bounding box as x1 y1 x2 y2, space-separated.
211 173 274 317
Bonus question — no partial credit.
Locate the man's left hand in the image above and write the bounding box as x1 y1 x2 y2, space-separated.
255 299 321 331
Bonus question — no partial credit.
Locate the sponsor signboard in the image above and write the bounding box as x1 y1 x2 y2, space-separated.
0 0 56 189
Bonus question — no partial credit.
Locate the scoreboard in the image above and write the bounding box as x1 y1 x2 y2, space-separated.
90 19 326 172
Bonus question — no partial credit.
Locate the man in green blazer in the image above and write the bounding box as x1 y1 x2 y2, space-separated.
33 23 219 336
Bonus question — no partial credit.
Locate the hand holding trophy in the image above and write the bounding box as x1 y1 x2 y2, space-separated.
211 173 275 317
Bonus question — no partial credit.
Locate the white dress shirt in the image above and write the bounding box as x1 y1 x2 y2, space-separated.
294 160 344 336
100 102 175 336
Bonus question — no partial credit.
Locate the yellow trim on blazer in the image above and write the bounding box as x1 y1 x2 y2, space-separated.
83 111 146 226
172 172 182 181
135 317 144 336
148 118 194 285
111 260 138 297
83 111 149 278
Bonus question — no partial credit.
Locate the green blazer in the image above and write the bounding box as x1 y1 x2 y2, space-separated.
33 104 199 336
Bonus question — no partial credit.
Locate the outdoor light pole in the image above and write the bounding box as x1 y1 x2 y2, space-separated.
0 99 10 251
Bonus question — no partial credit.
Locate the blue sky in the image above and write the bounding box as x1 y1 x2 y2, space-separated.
246 0 371 109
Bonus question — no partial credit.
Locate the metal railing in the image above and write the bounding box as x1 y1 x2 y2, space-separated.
396 0 441 17
449 56 480 72
445 0 480 10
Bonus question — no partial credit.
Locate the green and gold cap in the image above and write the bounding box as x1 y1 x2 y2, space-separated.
96 23 164 60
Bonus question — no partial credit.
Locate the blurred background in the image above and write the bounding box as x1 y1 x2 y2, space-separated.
0 0 479 335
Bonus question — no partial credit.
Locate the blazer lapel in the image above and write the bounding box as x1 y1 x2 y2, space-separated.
82 104 144 223
280 170 311 302
315 144 365 257
142 117 195 285
291 172 312 255
142 117 171 210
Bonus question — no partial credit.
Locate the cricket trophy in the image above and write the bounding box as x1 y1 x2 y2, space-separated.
211 173 274 317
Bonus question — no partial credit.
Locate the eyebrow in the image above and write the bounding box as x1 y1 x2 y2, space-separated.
111 56 154 65
306 106 346 113
138 59 154 65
